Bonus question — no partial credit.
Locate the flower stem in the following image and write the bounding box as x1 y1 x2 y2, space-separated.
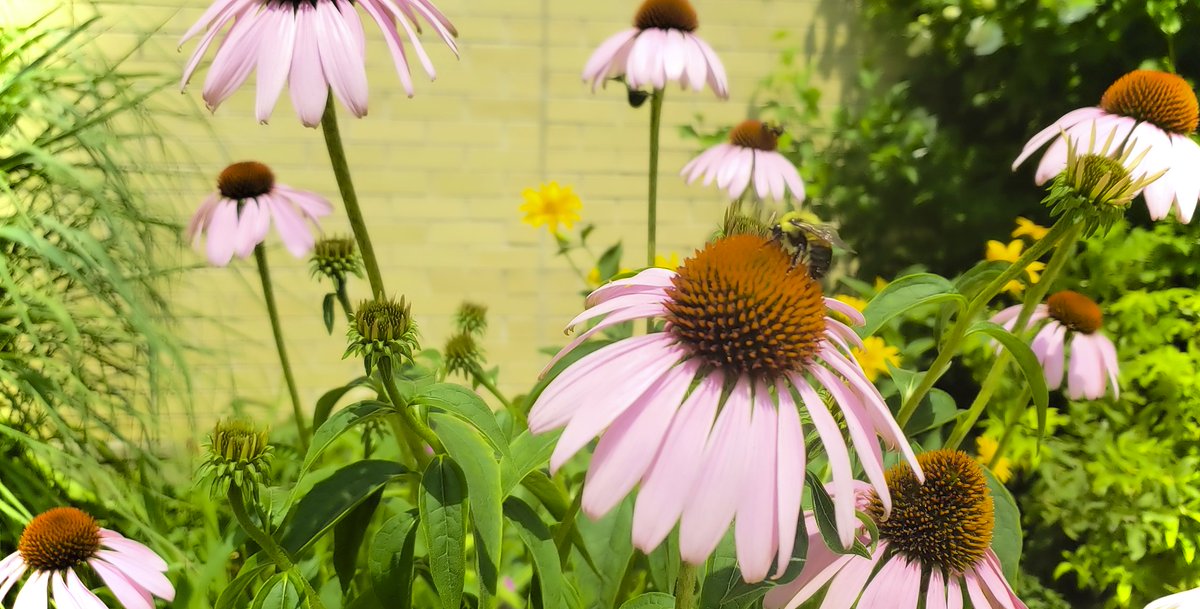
334 279 354 320
646 89 664 268
673 563 698 609
228 485 327 609
254 245 309 451
320 97 386 299
895 218 1077 427
471 364 522 427
989 388 1028 469
381 370 444 462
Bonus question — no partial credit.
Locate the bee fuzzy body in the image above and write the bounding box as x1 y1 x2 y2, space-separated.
769 211 846 280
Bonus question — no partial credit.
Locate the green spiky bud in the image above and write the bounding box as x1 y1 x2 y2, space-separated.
198 420 273 498
310 236 363 284
345 296 420 375
455 302 488 336
444 332 483 379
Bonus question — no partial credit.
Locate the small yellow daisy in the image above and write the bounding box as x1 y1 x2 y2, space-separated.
520 182 582 234
851 336 901 383
1011 217 1050 241
985 239 1045 295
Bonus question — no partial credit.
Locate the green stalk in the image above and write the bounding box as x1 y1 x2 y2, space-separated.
319 97 386 299
895 218 1077 427
334 278 354 320
989 387 1029 469
254 245 309 451
646 89 664 268
470 363 523 427
381 369 444 462
674 563 698 609
228 485 328 609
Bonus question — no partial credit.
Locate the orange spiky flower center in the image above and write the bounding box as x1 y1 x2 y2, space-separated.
729 120 780 151
218 161 275 200
1047 290 1102 334
869 450 994 576
18 508 101 572
1099 70 1199 135
664 234 826 379
634 0 698 32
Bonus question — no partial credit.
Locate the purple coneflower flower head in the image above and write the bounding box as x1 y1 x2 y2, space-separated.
187 161 332 266
1013 70 1200 222
0 507 174 609
766 451 1027 609
992 290 1119 401
528 233 922 582
180 0 459 127
682 120 806 202
1145 587 1200 609
582 0 728 98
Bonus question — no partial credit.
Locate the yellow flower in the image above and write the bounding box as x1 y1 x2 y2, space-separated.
834 294 868 313
587 267 602 288
873 276 889 292
985 239 1046 295
654 253 681 270
851 336 901 383
520 182 582 234
975 435 1013 483
1011 217 1050 241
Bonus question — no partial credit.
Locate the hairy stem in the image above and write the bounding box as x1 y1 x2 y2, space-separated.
646 89 664 268
381 369 443 463
254 245 308 451
674 563 698 609
228 485 327 609
320 97 386 299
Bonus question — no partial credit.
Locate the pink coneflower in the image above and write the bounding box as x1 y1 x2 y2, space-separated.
1145 587 1200 609
766 451 1027 609
0 507 174 609
180 0 458 127
992 290 1119 401
1013 70 1200 222
582 0 728 98
681 120 806 202
528 233 921 582
187 161 332 266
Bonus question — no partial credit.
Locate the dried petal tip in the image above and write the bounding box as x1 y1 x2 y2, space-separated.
869 450 994 575
455 302 489 335
729 120 781 151
634 0 699 32
311 236 363 282
1047 290 1102 334
19 508 101 571
346 296 421 374
1100 70 1199 135
218 161 275 200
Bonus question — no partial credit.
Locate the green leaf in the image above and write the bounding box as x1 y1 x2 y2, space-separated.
280 460 409 555
415 383 510 456
618 592 676 609
699 530 770 609
429 413 504 597
954 260 1007 300
420 456 468 609
250 573 301 609
966 321 1050 437
502 430 558 496
303 400 395 473
312 377 374 430
505 498 566 609
323 293 336 335
573 494 634 609
215 557 272 609
597 242 623 282
369 512 419 609
645 531 680 594
333 489 382 593
805 472 871 559
860 273 965 337
902 388 960 434
983 467 1023 580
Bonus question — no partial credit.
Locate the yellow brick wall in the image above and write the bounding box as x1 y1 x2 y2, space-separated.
41 0 861 428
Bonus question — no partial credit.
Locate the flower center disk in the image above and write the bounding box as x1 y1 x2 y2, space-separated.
18 507 101 572
1099 70 1199 135
1047 290 1102 334
869 450 994 575
634 0 698 32
664 234 826 379
729 120 779 151
218 161 275 200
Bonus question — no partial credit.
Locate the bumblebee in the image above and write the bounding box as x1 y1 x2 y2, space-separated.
771 210 850 280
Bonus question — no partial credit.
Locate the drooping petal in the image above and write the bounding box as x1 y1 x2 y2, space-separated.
90 559 152 609
0 554 27 602
734 383 779 582
205 200 240 266
94 550 174 600
254 7 298 123
315 1 370 118
100 531 169 573
13 570 49 609
1066 333 1106 400
811 366 889 514
51 572 80 609
795 377 856 548
358 0 414 94
201 9 266 109
964 571 993 609
1012 107 1105 170
64 570 107 609
927 569 949 609
1034 322 1068 389
773 385 806 579
289 3 330 127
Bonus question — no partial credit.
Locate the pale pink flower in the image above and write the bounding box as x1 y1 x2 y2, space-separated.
1013 70 1200 222
682 119 806 202
766 451 1026 609
1145 587 1200 609
582 0 728 98
528 234 921 582
992 290 1119 401
0 507 174 609
180 0 458 127
187 161 332 266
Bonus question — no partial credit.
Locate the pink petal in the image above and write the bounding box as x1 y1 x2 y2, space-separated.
274 184 334 219
1036 322 1068 390
254 7 297 123
1012 107 1105 170
795 377 856 548
233 198 263 259
51 572 80 609
65 571 106 609
1167 135 1200 222
948 574 965 609
1095 334 1120 397
974 561 1018 609
548 304 666 372
205 199 240 266
315 2 370 117
813 553 879 609
586 267 677 307
0 555 28 601
689 34 728 98
377 0 437 80
734 384 779 583
358 0 415 95
100 531 168 572
90 559 152 609
94 550 173 600
185 193 221 246
201 9 266 109
289 4 330 128
1067 333 1105 400
180 0 258 86
266 194 316 258
825 298 866 326
811 366 889 513
662 29 687 81
927 569 949 609
586 32 638 90
965 572 993 609
773 385 806 579
13 570 48 609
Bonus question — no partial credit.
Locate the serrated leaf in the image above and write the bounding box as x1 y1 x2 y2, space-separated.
429 413 503 597
369 512 418 609
312 377 374 429
334 489 382 593
983 467 1022 580
505 498 565 609
420 456 468 609
966 321 1050 437
618 592 676 609
303 400 394 472
280 460 408 555
323 293 336 334
415 383 509 456
861 273 965 337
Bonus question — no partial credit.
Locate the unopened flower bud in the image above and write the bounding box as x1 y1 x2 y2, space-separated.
345 296 420 375
198 420 273 498
310 236 363 284
455 302 488 336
